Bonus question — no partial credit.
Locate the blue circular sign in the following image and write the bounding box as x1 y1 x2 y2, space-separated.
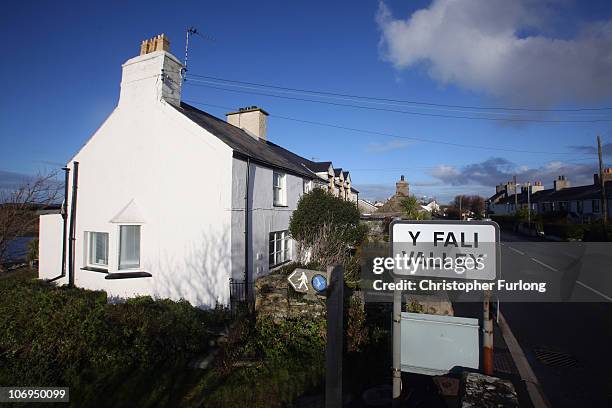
311 274 328 293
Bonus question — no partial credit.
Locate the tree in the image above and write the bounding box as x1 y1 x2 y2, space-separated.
289 188 367 265
469 196 486 219
0 171 61 267
449 194 485 219
400 195 430 220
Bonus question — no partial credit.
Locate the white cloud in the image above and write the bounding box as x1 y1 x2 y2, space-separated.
366 139 413 153
376 0 612 106
430 157 596 188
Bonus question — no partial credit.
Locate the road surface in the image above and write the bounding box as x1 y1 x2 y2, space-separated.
498 231 612 407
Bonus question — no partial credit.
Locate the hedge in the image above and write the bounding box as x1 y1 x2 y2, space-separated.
0 274 229 405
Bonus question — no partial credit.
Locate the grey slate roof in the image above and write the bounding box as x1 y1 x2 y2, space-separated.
173 103 362 193
307 161 332 173
174 103 316 179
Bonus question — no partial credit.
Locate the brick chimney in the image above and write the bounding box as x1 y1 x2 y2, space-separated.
119 34 183 107
554 175 570 191
396 175 409 196
226 106 269 140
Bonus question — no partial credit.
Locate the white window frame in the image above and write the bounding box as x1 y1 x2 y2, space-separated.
87 231 109 268
273 171 286 206
269 230 291 268
303 179 313 194
118 224 141 271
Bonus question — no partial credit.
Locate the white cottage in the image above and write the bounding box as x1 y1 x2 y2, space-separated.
38 34 357 307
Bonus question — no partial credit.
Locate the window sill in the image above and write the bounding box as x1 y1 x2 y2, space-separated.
273 204 288 208
105 271 152 280
81 266 109 274
270 260 292 270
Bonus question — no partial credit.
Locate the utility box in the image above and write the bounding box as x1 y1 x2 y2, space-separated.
400 312 479 375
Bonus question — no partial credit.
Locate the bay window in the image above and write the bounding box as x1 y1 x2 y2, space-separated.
119 225 141 270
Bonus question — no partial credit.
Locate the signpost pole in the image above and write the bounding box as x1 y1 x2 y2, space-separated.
483 290 494 375
326 265 344 408
392 279 402 406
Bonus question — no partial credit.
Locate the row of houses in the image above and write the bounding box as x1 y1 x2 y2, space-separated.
38 34 357 308
487 171 612 223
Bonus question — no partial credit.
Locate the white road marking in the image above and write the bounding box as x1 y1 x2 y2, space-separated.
530 258 558 272
508 246 525 256
498 313 550 408
528 258 612 301
576 281 612 302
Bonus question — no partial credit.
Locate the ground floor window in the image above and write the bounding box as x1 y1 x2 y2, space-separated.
593 199 600 213
269 230 290 267
119 225 141 270
87 231 109 267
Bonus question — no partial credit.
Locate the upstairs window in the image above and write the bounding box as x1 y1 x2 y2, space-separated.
119 225 141 270
273 171 286 206
303 179 313 194
87 232 109 267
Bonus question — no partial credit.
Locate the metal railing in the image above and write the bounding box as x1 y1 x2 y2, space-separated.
229 278 254 313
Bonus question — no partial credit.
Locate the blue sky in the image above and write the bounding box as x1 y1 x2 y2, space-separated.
1 0 612 202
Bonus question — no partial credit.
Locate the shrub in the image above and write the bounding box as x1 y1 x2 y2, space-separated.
0 276 226 402
345 294 368 353
289 188 367 250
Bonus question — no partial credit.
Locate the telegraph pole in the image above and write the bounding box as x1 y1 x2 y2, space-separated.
527 181 531 230
598 135 608 225
513 175 518 214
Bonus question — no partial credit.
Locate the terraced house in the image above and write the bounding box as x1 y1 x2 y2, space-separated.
38 34 358 307
488 172 612 223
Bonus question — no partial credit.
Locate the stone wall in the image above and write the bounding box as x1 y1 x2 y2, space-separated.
255 273 326 321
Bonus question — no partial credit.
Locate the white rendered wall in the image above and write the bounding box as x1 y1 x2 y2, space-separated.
57 100 234 307
40 50 235 307
38 214 64 281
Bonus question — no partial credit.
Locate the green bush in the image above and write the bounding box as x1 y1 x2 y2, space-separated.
542 223 585 241
202 315 326 408
289 188 367 248
0 276 226 403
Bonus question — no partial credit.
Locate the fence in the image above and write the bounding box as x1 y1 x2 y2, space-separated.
229 278 254 314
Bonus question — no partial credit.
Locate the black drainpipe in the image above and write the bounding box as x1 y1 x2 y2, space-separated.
60 166 70 277
244 158 250 305
67 162 79 288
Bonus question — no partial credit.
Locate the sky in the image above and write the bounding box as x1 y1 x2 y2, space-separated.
1 0 612 203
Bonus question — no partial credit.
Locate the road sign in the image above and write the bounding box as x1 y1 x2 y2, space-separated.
288 268 325 293
390 220 499 280
312 274 328 293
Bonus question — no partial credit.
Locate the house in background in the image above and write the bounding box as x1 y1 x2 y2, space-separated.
38 34 358 308
358 199 378 215
487 172 612 222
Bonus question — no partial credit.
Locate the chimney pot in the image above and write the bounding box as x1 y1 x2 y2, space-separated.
140 33 170 55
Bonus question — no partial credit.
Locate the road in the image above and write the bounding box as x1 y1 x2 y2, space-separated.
498 231 612 407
